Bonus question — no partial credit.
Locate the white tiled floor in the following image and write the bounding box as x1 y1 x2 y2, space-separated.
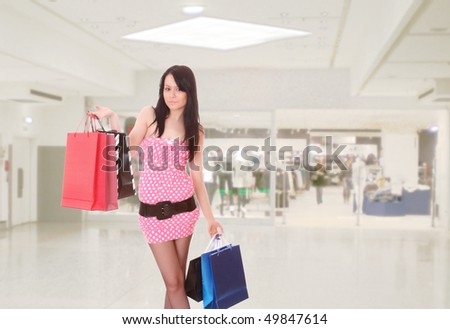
1 187 449 309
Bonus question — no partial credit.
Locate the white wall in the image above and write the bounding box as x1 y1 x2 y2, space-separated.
0 101 36 222
0 97 85 223
0 97 85 145
91 69 441 113
435 109 450 228
382 131 419 187
34 97 85 146
0 102 16 221
349 0 420 95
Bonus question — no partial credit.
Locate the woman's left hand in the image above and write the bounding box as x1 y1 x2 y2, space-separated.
207 219 224 237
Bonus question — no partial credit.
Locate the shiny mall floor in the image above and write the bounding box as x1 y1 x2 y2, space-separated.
1 187 449 309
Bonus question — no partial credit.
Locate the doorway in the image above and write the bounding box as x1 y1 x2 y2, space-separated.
8 137 33 227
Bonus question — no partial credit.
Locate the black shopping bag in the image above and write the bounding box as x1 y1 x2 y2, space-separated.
94 113 135 200
115 132 135 199
185 256 203 302
204 245 249 309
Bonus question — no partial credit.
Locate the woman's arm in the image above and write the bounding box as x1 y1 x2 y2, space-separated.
94 105 122 132
128 106 155 153
94 105 155 158
190 131 223 236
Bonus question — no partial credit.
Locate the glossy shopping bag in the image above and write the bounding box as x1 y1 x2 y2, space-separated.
185 256 203 302
201 245 229 307
186 233 227 303
115 132 136 199
203 245 249 309
61 115 118 211
100 130 136 199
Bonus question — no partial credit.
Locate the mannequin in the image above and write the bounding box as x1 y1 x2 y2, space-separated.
352 156 367 220
232 153 254 217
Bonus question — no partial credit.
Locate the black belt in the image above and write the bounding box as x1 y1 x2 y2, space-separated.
139 196 196 220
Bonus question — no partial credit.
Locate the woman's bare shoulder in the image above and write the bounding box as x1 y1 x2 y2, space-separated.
140 105 155 116
136 105 155 123
135 106 157 137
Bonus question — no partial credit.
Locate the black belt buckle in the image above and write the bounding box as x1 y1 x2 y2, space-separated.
155 201 173 220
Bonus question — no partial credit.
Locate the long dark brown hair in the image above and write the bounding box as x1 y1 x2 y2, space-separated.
152 65 203 162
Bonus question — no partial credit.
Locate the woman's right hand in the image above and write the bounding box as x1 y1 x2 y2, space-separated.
91 105 122 132
207 219 224 238
92 105 115 120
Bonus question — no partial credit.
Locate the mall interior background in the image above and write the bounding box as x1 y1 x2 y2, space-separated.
0 0 449 308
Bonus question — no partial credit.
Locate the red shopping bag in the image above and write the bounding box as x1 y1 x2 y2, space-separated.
61 116 118 211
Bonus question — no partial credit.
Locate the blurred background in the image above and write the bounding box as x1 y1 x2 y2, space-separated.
0 0 449 308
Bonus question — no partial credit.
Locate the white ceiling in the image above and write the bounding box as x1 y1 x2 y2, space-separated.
0 0 449 106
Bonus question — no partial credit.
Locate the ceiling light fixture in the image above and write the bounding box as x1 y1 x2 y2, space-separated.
428 125 438 133
182 5 205 15
122 17 310 50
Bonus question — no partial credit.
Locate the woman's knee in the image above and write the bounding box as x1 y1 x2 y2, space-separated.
165 274 185 293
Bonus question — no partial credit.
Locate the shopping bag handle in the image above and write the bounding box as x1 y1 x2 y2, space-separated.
74 112 108 134
204 229 230 252
87 112 107 132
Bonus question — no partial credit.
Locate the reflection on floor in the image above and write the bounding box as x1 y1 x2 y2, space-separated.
0 187 449 309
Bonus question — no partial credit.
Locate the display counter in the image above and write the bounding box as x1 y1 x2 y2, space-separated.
402 188 431 215
362 187 430 216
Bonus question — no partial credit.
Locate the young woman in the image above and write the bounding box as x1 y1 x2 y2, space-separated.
94 65 223 309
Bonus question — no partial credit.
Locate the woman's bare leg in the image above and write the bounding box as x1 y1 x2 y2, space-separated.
174 234 193 278
162 235 193 308
149 235 193 309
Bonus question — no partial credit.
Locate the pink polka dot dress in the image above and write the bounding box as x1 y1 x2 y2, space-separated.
138 137 200 244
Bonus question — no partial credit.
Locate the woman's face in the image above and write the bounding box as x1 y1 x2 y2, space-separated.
163 74 187 113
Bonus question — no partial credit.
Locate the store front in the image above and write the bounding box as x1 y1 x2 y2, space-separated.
86 106 445 230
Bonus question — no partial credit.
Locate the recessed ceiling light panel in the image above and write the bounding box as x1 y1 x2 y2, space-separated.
182 5 205 15
122 17 310 50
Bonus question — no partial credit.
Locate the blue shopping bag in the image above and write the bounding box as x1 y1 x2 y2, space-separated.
202 245 249 309
200 233 230 307
209 245 249 309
